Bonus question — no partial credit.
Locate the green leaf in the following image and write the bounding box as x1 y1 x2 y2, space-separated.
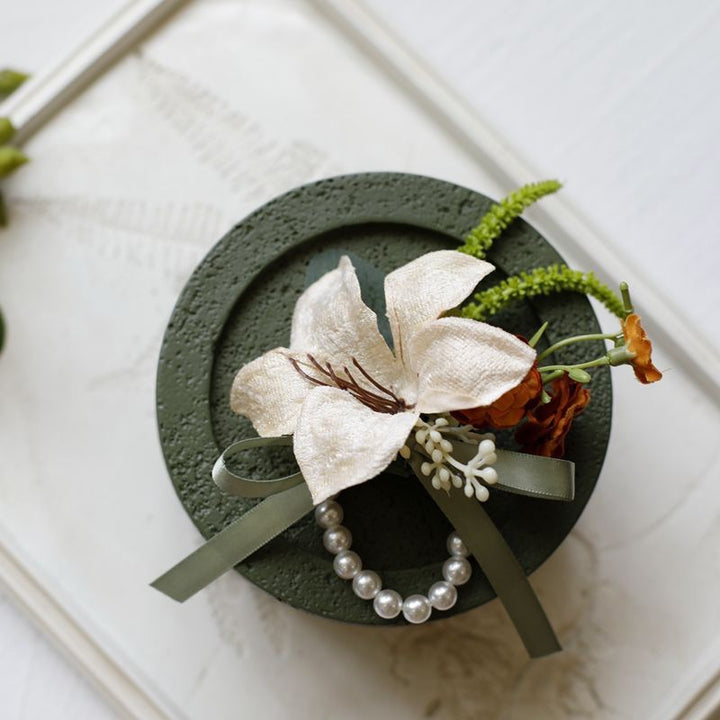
568 367 592 383
304 250 392 346
0 190 6 227
528 321 549 348
0 145 28 179
0 117 14 145
0 69 29 99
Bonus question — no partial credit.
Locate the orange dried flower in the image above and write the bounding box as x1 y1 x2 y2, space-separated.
515 374 590 458
453 364 543 430
622 313 662 384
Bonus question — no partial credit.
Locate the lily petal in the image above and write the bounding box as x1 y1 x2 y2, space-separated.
409 317 536 414
294 386 419 504
385 250 494 363
291 256 400 387
230 348 311 436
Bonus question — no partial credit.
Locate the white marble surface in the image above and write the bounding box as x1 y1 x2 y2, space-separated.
0 589 118 719
364 0 720 351
1 1 719 719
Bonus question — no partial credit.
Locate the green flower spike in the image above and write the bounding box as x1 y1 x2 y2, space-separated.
462 265 626 322
459 179 562 260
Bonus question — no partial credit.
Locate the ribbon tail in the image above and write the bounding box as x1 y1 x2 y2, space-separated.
151 482 313 602
411 456 561 658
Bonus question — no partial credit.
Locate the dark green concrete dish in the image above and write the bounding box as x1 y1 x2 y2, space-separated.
156 173 611 624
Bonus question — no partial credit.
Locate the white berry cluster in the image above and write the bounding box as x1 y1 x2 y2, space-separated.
400 415 498 502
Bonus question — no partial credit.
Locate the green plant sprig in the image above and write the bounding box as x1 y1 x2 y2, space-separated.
461 264 626 322
458 179 562 260
0 69 30 229
0 69 28 99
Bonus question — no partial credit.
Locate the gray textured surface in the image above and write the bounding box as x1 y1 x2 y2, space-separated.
156 172 611 624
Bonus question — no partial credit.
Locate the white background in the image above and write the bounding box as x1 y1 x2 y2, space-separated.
2 1 719 718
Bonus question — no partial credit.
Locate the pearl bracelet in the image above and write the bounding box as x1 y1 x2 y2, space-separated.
315 499 472 624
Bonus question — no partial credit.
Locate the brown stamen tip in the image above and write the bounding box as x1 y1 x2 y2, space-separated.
289 354 410 414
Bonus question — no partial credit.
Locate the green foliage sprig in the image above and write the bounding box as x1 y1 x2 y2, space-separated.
459 179 562 260
0 68 29 229
1 68 29 352
0 69 28 99
461 264 626 322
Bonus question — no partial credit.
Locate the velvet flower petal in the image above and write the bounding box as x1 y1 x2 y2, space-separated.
291 255 400 387
384 250 494 364
294 386 420 504
408 317 537 414
454 363 543 430
231 251 537 504
230 348 313 436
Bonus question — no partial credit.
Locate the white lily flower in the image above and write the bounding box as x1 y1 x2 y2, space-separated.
231 250 535 504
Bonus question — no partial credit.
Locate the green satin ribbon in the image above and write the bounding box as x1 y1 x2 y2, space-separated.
152 437 312 602
410 453 563 657
212 436 304 497
474 447 573 501
152 437 574 657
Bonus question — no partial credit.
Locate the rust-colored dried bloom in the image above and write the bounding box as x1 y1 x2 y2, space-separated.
453 364 543 430
516 375 590 459
622 313 662 384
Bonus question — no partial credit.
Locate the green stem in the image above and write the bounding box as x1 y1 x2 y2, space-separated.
620 281 633 317
536 332 619 362
538 356 610 374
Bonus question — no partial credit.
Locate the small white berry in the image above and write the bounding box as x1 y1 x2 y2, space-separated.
483 467 498 484
479 439 495 456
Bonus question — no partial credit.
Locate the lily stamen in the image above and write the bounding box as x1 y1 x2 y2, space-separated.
290 353 410 415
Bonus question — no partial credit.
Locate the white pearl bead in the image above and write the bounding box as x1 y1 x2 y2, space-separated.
373 589 403 619
323 525 352 554
443 556 472 586
333 550 362 579
352 570 382 600
428 581 457 611
402 594 432 624
446 531 469 557
314 500 343 529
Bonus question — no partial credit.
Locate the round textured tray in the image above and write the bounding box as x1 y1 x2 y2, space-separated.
157 172 611 624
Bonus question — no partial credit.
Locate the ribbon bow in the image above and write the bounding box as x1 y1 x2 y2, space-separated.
152 436 574 658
